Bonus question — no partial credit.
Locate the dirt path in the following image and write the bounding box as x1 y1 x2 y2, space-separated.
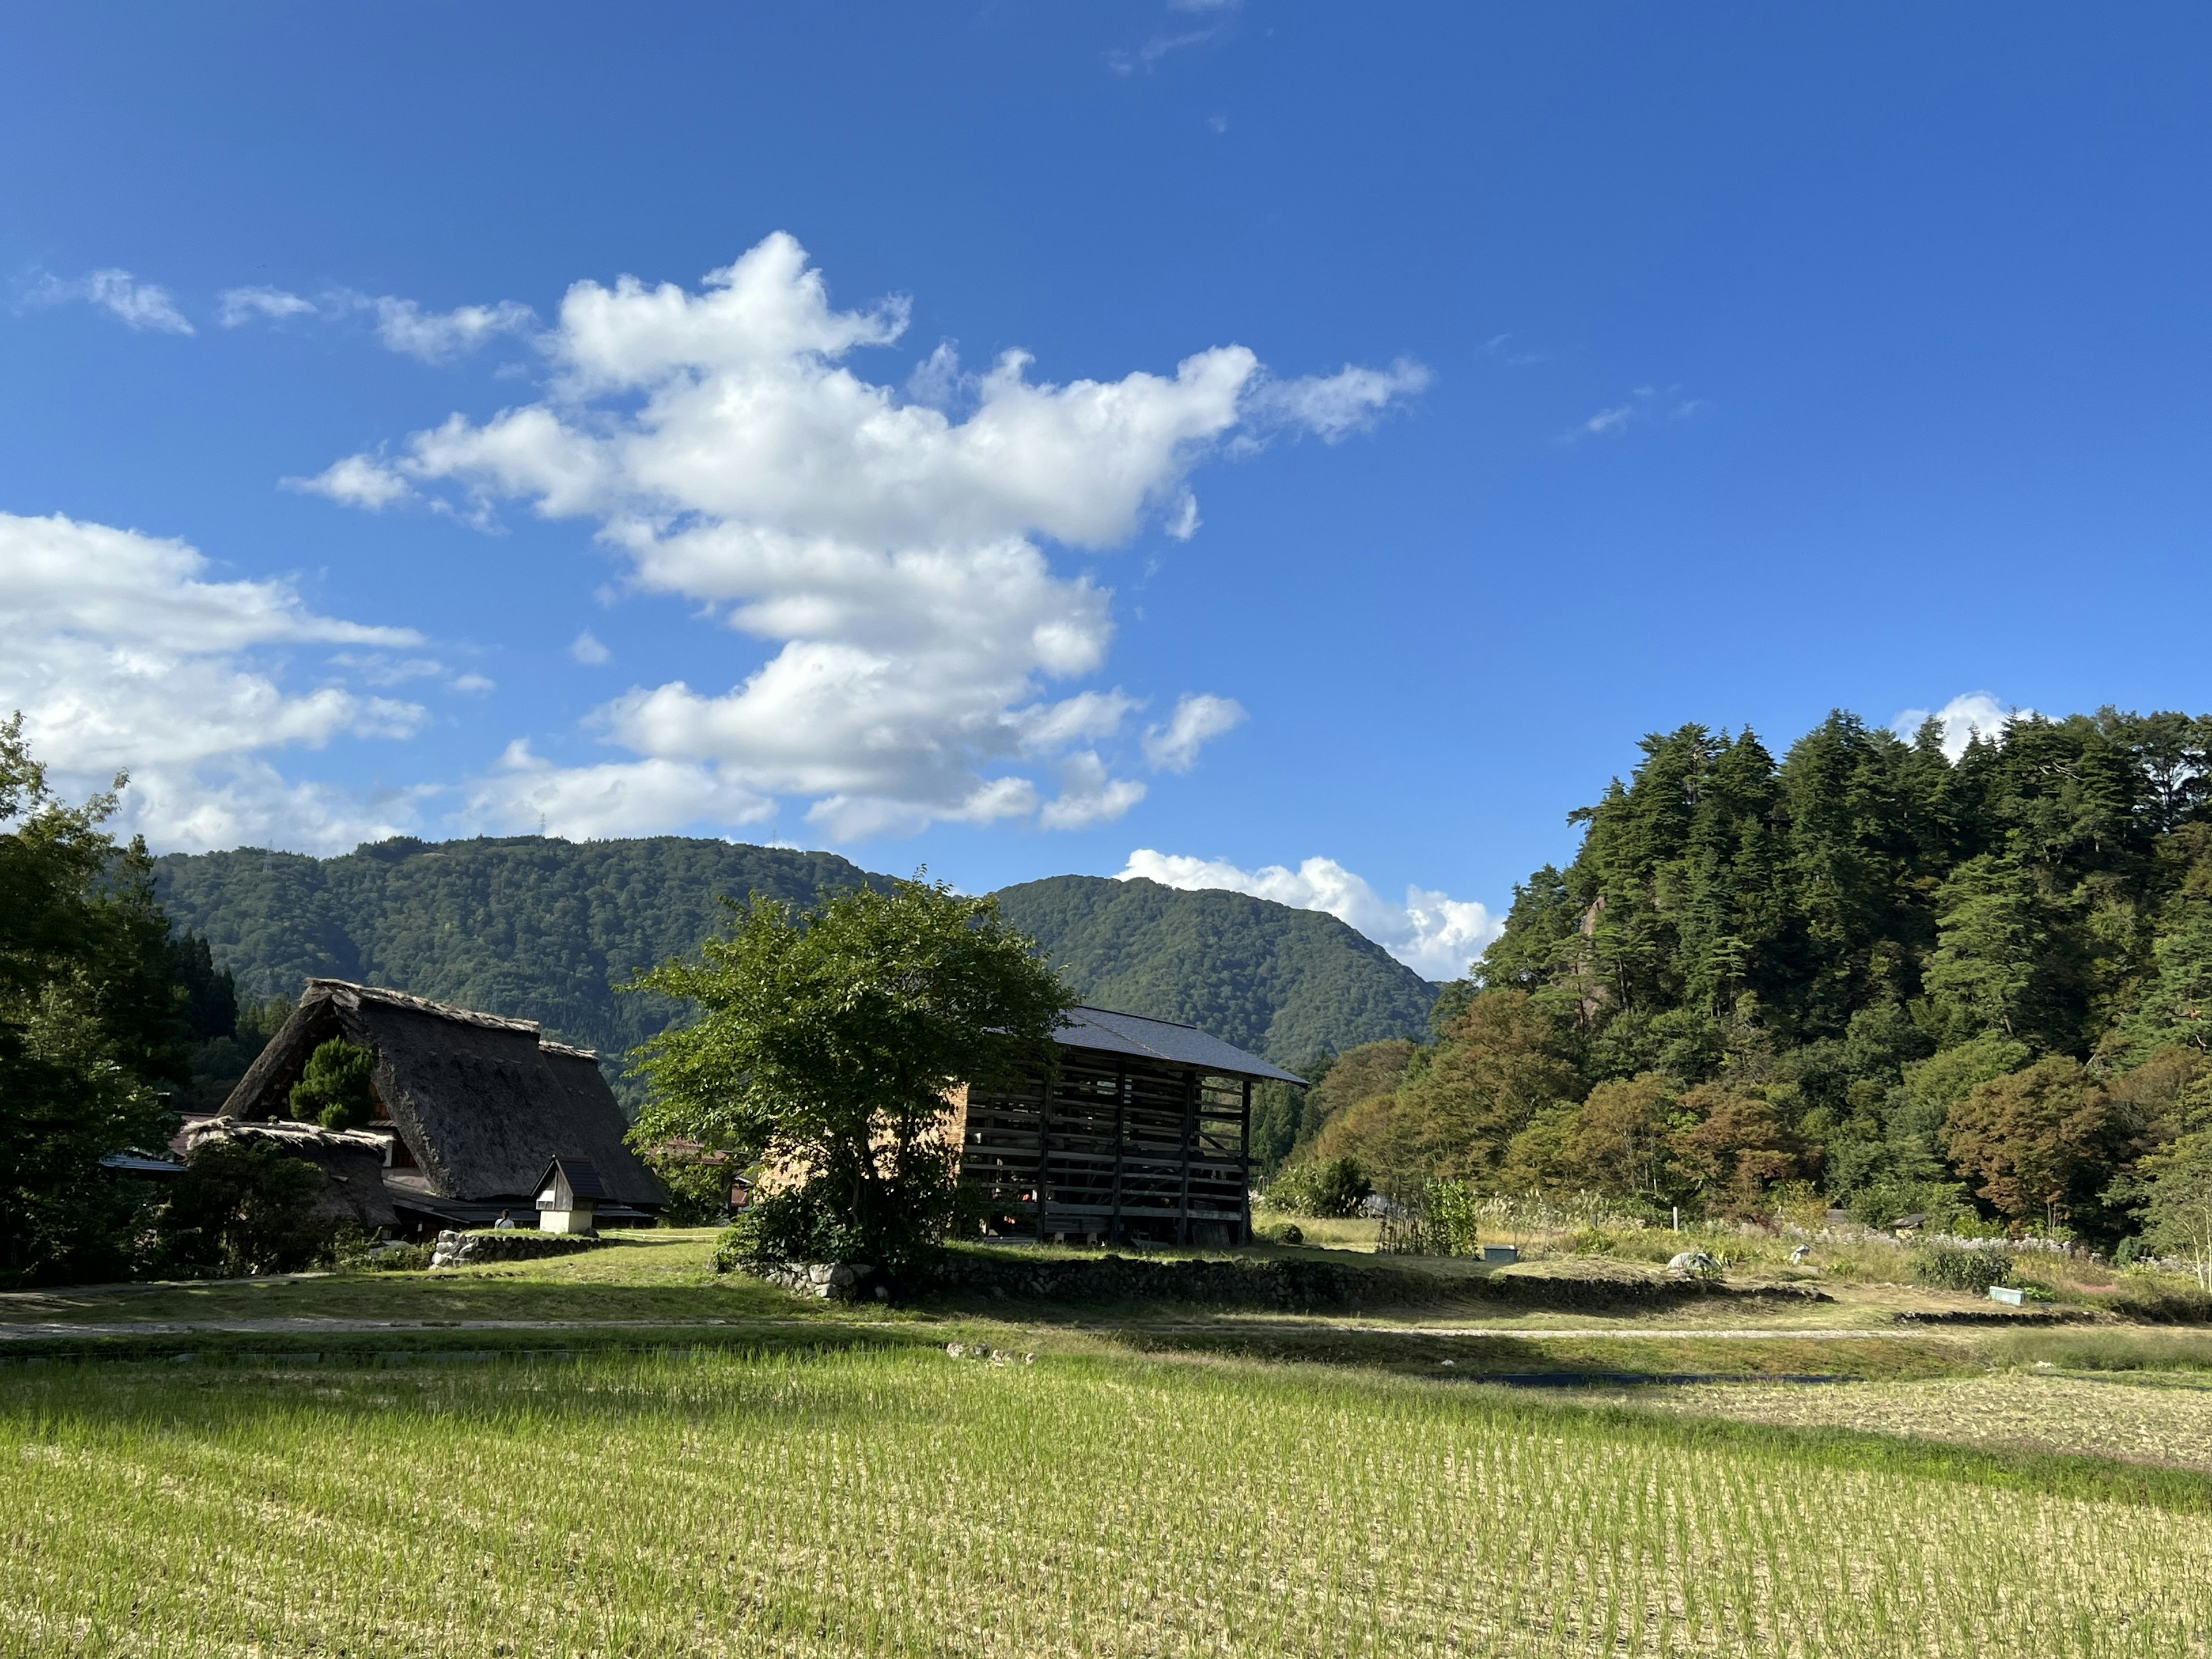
0 1315 1933 1344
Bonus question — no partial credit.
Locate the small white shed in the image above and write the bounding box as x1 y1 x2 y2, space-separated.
534 1155 607 1234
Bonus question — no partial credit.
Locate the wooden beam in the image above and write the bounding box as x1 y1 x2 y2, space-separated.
1238 1077 1253 1244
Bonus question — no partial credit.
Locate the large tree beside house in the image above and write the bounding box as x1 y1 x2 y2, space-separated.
628 877 1073 1270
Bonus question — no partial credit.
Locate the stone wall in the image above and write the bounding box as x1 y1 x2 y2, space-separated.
429 1229 611 1268
908 1249 1834 1314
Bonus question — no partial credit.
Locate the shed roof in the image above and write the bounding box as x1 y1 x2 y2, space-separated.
220 979 661 1209
536 1155 608 1203
1052 1006 1310 1086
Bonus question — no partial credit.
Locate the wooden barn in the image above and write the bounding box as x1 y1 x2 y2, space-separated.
211 979 665 1235
953 1006 1308 1247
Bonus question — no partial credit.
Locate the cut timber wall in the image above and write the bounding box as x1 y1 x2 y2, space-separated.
959 1050 1249 1246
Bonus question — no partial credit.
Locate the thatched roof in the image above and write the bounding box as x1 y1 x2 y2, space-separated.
179 1116 401 1230
221 979 664 1210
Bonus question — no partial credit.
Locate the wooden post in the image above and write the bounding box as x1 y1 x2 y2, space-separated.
1035 1067 1055 1243
1109 1063 1127 1245
1238 1077 1253 1244
1176 1069 1196 1246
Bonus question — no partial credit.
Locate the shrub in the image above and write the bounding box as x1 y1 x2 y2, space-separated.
1264 1157 1372 1218
1911 1243 2014 1294
289 1038 378 1130
1565 1228 1618 1256
156 1138 331 1276
712 1181 869 1271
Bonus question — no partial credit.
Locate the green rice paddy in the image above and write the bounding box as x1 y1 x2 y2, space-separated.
4 1344 2208 1657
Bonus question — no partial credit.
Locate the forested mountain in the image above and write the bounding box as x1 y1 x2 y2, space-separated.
153 840 1439 1100
1299 708 2212 1247
991 875 1438 1062
154 838 889 1084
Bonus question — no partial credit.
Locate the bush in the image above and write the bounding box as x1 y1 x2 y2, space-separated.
1911 1243 2014 1294
1264 1157 1372 1218
156 1138 331 1276
711 1181 870 1272
290 1038 377 1130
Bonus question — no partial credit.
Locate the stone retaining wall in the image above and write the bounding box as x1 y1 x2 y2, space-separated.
909 1250 1834 1313
430 1229 611 1268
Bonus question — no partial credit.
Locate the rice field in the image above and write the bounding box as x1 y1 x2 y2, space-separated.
3 1346 2209 1657
1641 1370 2212 1471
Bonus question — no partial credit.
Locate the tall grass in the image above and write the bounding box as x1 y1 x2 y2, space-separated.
3 1346 2207 1656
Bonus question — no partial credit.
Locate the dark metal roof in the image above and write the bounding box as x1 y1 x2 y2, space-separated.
537 1155 608 1202
1052 1006 1310 1086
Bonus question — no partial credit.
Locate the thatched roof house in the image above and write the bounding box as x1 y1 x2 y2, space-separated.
217 979 664 1233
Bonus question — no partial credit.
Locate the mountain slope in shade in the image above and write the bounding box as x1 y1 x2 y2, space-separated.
988 874 1438 1063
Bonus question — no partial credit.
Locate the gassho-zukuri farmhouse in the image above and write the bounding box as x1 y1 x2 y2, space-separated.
179 979 1305 1245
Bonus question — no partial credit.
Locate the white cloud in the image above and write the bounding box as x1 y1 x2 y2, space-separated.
1564 384 1703 442
1247 359 1432 442
28 269 194 335
1893 691 2027 761
570 630 612 665
218 286 316 326
1142 692 1245 772
0 512 435 852
459 739 775 841
288 452 417 510
308 233 1423 838
1118 849 1504 979
361 295 537 363
218 285 537 362
1039 752 1147 830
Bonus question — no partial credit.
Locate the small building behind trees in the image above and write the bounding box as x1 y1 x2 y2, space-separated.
202 979 664 1235
954 1006 1308 1247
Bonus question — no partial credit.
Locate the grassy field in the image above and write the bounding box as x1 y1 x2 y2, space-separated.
7 1343 2212 1658
9 1232 2212 1654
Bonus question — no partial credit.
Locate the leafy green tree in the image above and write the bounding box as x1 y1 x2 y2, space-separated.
2141 1130 2212 1290
1293 1038 1414 1153
1556 1073 1680 1202
1396 991 1584 1183
0 718 186 1285
289 1037 378 1129
628 877 1072 1270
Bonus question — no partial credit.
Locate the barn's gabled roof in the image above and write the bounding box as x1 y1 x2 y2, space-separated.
221 979 661 1209
1052 1006 1310 1086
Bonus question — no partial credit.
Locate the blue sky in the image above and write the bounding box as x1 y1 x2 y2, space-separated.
5 4 2210 977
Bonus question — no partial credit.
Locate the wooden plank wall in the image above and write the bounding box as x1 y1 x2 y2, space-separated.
959 1050 1251 1245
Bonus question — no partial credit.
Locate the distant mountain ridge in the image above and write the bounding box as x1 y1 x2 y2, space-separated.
153 836 1438 1080
990 874 1438 1062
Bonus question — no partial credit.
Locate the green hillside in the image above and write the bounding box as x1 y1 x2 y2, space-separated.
991 874 1438 1062
153 840 1436 1092
153 836 885 1074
